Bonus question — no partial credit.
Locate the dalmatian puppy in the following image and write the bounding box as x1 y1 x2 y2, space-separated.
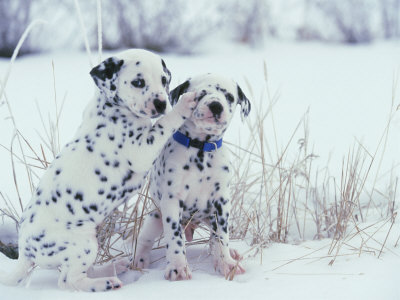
0 49 196 292
131 73 251 280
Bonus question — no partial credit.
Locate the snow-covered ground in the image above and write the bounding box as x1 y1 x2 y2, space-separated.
0 41 400 299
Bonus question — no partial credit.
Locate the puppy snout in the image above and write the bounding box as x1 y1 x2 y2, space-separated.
208 101 223 117
154 98 167 114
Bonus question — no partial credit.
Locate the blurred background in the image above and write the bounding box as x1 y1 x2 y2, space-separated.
1 0 400 57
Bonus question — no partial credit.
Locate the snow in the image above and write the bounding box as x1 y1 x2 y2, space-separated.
0 40 400 298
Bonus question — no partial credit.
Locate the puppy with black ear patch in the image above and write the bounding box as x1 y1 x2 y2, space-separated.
131 73 250 280
0 49 196 292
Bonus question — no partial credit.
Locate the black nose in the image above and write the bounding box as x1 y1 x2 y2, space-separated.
154 99 166 113
208 101 223 116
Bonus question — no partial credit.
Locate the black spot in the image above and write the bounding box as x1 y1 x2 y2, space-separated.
98 189 104 195
96 124 106 130
87 145 93 152
147 136 154 145
197 163 204 171
83 207 90 214
214 202 223 216
166 217 171 223
183 165 189 170
225 92 234 103
67 203 74 215
74 192 84 202
100 176 108 182
89 204 98 211
222 165 229 172
55 169 61 175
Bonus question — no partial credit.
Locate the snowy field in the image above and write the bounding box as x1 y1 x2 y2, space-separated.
0 41 400 299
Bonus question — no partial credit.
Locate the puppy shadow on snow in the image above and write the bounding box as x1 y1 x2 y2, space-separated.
118 241 241 285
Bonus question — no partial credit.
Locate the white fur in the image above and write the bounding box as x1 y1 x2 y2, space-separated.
0 49 196 292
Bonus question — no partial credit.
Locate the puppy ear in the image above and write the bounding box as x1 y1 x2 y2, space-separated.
169 80 190 106
161 59 171 81
90 57 124 99
237 85 251 120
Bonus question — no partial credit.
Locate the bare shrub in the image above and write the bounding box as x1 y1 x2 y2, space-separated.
219 0 271 46
380 0 400 38
312 0 379 44
0 0 32 57
99 0 218 53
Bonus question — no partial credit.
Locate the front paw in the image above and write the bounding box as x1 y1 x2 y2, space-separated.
174 92 196 119
214 257 245 279
164 261 192 281
133 252 151 269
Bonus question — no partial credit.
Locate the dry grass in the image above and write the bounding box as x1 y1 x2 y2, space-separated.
0 9 399 275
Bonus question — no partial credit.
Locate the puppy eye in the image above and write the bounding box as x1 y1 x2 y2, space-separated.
161 76 167 87
131 79 145 88
225 93 234 103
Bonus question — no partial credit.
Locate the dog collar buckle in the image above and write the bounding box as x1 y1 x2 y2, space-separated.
209 142 218 152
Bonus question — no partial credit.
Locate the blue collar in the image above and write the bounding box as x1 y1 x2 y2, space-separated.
173 131 223 152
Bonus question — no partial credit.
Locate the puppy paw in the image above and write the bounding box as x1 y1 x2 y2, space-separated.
90 277 123 292
229 248 243 261
214 257 245 279
133 252 151 269
174 92 196 119
164 262 192 281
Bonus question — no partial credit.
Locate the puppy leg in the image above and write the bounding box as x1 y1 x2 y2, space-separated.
209 199 245 277
133 210 163 269
160 196 192 281
58 233 122 292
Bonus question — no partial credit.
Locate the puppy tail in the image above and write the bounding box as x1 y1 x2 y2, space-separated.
0 256 35 286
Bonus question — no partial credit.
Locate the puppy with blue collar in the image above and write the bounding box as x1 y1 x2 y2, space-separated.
131 73 251 280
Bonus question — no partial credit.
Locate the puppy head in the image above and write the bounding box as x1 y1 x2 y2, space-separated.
90 49 172 118
170 74 251 135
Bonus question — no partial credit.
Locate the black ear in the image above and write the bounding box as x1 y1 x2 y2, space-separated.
169 80 190 106
90 57 124 98
237 85 251 119
161 59 171 80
